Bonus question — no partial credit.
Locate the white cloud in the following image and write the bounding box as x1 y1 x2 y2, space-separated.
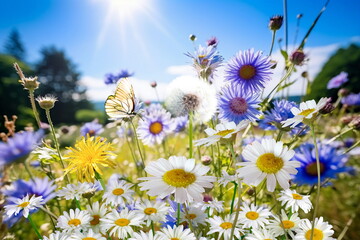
166 65 195 75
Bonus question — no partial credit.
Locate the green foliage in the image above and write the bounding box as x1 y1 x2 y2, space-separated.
308 44 360 100
0 54 35 131
35 46 94 124
75 109 106 123
3 29 26 61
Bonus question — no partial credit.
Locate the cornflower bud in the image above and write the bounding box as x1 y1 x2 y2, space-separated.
290 49 306 65
268 15 283 30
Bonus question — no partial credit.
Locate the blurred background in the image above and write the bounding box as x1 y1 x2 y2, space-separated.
0 0 359 129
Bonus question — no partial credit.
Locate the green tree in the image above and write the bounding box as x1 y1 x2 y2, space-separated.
308 44 360 100
35 46 93 124
3 29 26 61
0 54 35 131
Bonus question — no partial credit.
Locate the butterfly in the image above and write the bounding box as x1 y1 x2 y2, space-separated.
105 78 140 120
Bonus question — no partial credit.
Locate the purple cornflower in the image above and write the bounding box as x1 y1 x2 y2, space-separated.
218 83 261 123
0 130 43 167
225 49 272 93
80 120 104 137
173 115 188 133
292 143 352 186
327 71 348 89
104 70 134 85
206 36 218 47
341 93 360 106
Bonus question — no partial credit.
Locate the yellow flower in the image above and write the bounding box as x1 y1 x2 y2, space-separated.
64 135 116 182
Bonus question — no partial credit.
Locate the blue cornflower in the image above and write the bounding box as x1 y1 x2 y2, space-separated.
161 199 182 228
218 83 261 123
292 143 352 186
225 49 272 93
137 108 175 146
258 99 308 135
341 93 360 106
185 45 223 83
173 115 188 133
0 130 43 167
327 71 348 89
2 177 57 227
80 120 104 137
104 70 134 85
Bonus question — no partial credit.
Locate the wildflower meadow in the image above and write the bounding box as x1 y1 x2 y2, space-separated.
0 1 359 240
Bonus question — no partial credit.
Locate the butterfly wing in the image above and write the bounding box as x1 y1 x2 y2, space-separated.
105 78 136 119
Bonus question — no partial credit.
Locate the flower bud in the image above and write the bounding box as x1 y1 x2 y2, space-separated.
201 155 212 165
150 81 157 88
349 116 360 129
269 60 277 69
268 15 283 30
297 13 303 19
290 49 306 65
206 37 218 47
319 98 335 114
82 190 96 199
338 88 350 97
203 194 213 202
36 95 57 110
340 115 353 125
301 71 309 78
189 34 196 41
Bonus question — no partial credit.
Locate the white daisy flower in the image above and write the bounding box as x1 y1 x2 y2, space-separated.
5 194 44 218
100 208 143 239
282 97 329 128
238 202 272 229
194 199 224 216
158 225 196 240
102 180 134 206
245 228 276 240
207 214 243 240
56 208 91 233
42 231 70 240
180 205 207 227
165 76 217 123
278 189 312 213
139 156 216 203
57 182 98 200
294 217 335 240
268 210 301 238
86 201 108 232
134 200 169 226
68 229 106 240
194 120 249 146
237 138 300 192
129 230 162 240
218 170 237 186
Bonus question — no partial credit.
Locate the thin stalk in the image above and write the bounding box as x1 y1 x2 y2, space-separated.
283 0 288 51
269 30 277 56
343 139 360 154
227 143 237 170
95 171 106 191
125 133 140 174
28 215 42 239
23 162 35 182
229 180 242 240
189 111 194 158
276 130 284 142
184 206 196 237
130 120 146 169
310 124 321 240
272 192 289 240
337 204 359 240
230 181 238 214
74 198 81 210
45 109 70 183
326 127 354 144
29 90 41 128
177 203 181 226
151 221 155 233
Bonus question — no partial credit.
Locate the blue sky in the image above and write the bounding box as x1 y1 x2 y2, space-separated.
1 0 359 101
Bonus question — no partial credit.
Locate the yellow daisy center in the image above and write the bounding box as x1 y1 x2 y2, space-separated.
115 218 130 226
171 238 180 240
256 153 284 173
144 207 157 215
68 218 81 226
17 202 30 208
163 169 196 187
299 108 315 117
185 213 197 220
239 64 256 80
220 222 233 229
83 238 96 240
90 215 100 225
292 193 303 200
245 211 259 220
306 162 325 176
149 122 163 134
305 228 324 240
112 188 125 196
282 220 295 229
215 129 235 137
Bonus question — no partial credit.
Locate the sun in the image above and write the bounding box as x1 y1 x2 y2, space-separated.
106 0 148 19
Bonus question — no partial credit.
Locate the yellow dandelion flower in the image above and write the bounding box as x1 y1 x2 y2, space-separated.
64 135 116 182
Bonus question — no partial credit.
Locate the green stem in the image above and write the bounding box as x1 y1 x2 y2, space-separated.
189 111 194 158
227 143 236 170
177 203 181 226
230 181 238 214
283 0 288 52
29 90 41 128
269 30 277 56
74 198 81 210
272 192 289 240
344 139 360 154
151 220 155 233
28 214 42 239
229 180 242 240
45 109 70 183
130 120 146 169
276 130 284 142
310 124 321 240
326 127 354 144
95 171 106 191
23 162 35 182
